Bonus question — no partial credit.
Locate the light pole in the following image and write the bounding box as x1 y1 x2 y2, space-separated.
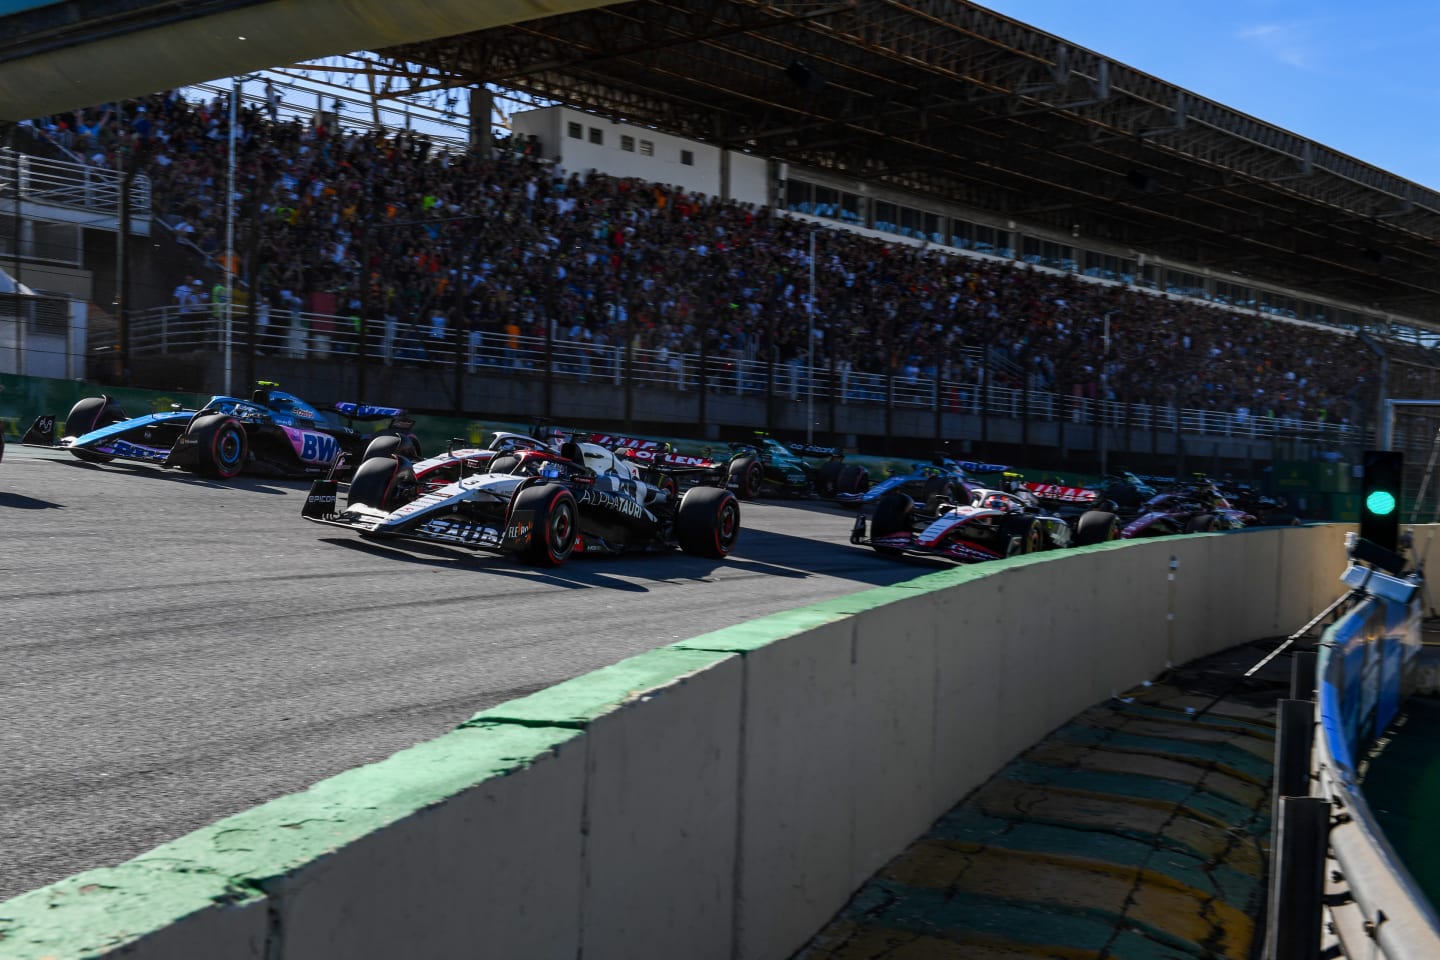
807 229 816 445
224 76 237 395
1100 309 1115 476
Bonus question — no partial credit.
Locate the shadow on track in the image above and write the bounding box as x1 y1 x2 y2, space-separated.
35 456 312 495
0 492 63 510
318 536 661 592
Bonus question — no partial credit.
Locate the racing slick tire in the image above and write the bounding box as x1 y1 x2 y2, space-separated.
1073 510 1121 546
513 483 580 566
836 463 869 496
1001 515 1044 556
870 492 914 556
185 414 249 479
347 454 416 511
676 485 741 559
816 460 843 497
654 473 679 505
729 455 764 500
1185 513 1218 533
64 396 128 462
487 453 521 476
921 476 959 504
359 432 421 465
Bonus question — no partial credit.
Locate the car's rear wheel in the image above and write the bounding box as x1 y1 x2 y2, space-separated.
836 463 869 496
870 493 913 556
513 483 580 566
729 455 763 500
1001 515 1043 555
347 454 416 511
1074 510 1121 545
676 485 741 558
816 460 842 497
186 414 248 479
1185 513 1218 533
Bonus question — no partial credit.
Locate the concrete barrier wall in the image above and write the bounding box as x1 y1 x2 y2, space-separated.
0 524 1356 960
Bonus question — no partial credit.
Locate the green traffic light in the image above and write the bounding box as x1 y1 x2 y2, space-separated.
1366 490 1397 516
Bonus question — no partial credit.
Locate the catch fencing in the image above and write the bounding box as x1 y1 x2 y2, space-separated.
105 304 1360 448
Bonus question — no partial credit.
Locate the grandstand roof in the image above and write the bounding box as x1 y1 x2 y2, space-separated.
385 0 1440 323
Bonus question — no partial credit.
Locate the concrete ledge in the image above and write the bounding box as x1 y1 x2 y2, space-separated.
0 525 1357 960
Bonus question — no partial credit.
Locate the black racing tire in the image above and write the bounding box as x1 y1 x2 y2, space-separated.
1074 510 1121 546
1185 513 1218 533
65 396 127 462
361 435 401 463
65 395 127 437
347 454 416 511
836 463 869 496
488 453 521 475
1001 514 1043 555
676 485 741 558
362 431 422 464
816 460 843 497
729 455 764 500
921 476 957 504
870 492 914 556
185 414 248 479
513 483 580 566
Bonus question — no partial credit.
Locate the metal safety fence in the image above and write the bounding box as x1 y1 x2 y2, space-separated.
105 305 1361 447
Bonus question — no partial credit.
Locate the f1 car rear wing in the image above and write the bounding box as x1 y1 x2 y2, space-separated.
331 402 413 429
1018 481 1099 504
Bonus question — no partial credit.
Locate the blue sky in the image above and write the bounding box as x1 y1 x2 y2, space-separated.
972 1 1440 190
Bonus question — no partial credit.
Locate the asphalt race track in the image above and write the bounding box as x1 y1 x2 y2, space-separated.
0 444 934 902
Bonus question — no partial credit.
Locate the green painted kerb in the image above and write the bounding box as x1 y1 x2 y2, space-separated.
0 724 578 960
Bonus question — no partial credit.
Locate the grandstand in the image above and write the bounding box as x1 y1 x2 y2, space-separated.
5 0 1440 499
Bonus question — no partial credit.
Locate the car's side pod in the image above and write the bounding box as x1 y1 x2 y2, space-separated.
303 479 340 519
21 414 57 447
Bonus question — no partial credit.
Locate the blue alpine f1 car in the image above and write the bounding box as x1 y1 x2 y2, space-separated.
23 382 418 480
828 454 985 509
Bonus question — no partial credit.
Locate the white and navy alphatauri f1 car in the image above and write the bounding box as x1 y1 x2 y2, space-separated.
302 435 740 567
23 383 418 480
849 486 1119 563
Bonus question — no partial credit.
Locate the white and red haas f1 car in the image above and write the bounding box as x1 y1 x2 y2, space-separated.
851 487 1120 563
302 435 739 567
392 425 731 503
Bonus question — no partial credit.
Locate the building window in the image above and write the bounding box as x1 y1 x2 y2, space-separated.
681 149 694 166
640 139 654 156
621 135 635 152
589 127 603 145
567 121 582 140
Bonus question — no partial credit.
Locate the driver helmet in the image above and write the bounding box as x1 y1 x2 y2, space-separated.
540 461 563 479
981 493 1013 513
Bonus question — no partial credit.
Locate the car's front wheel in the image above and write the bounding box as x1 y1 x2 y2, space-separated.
513 483 580 566
347 454 416 511
65 396 127 463
1073 510 1121 545
870 493 914 556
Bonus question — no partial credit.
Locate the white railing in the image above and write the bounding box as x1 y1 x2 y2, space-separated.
101 305 1362 446
0 148 151 221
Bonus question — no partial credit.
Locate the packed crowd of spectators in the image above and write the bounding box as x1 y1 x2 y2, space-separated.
23 88 1402 428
